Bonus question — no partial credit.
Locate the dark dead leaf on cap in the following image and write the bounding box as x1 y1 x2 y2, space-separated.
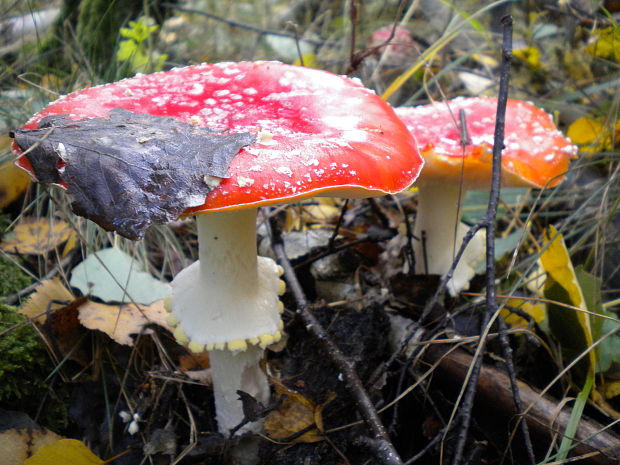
12 109 255 240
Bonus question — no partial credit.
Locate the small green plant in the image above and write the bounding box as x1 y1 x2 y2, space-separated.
116 16 167 74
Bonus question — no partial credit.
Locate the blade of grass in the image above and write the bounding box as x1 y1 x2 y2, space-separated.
549 374 594 463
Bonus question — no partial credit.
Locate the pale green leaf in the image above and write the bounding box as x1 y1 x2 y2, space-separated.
70 247 170 305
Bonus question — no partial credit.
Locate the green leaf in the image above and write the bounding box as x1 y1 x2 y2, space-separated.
576 265 620 373
70 247 170 305
475 228 524 273
462 187 529 224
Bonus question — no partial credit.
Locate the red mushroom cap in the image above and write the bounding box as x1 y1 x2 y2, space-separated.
396 97 578 189
14 61 422 214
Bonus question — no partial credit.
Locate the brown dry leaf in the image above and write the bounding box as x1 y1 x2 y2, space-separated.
77 299 172 346
0 155 30 208
20 279 89 364
49 297 90 365
20 278 74 324
178 352 211 371
0 412 62 465
264 382 334 443
0 217 77 255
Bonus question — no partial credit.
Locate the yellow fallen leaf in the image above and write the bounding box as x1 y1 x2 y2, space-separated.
20 278 74 324
501 298 546 329
541 227 587 313
24 438 103 465
567 117 612 153
567 117 604 145
294 53 319 69
265 381 334 443
1 217 77 255
586 27 620 62
0 157 30 208
77 299 172 346
513 46 541 70
285 202 341 231
541 226 596 378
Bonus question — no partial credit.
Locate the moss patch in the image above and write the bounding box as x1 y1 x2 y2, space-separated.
0 304 69 431
0 255 32 298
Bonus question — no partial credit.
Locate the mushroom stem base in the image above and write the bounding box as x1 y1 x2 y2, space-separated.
209 345 270 435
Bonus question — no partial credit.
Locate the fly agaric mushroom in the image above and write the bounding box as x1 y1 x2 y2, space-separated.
396 97 577 294
12 61 423 435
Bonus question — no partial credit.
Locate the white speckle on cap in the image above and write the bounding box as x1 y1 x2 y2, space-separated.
204 98 216 105
264 89 312 101
152 95 170 106
440 137 459 146
222 67 239 75
249 165 263 172
562 145 578 155
343 129 368 142
508 142 521 151
189 83 204 95
214 90 231 97
302 158 319 167
237 176 255 187
544 153 556 162
323 115 360 130
243 88 258 95
275 166 293 176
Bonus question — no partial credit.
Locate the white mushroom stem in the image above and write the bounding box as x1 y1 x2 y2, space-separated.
170 207 283 435
413 183 485 295
209 345 270 434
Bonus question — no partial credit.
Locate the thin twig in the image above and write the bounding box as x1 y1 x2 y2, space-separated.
328 199 349 250
268 216 403 465
496 315 536 463
450 14 516 465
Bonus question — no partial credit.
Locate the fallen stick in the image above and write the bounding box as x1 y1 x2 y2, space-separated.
423 344 620 464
